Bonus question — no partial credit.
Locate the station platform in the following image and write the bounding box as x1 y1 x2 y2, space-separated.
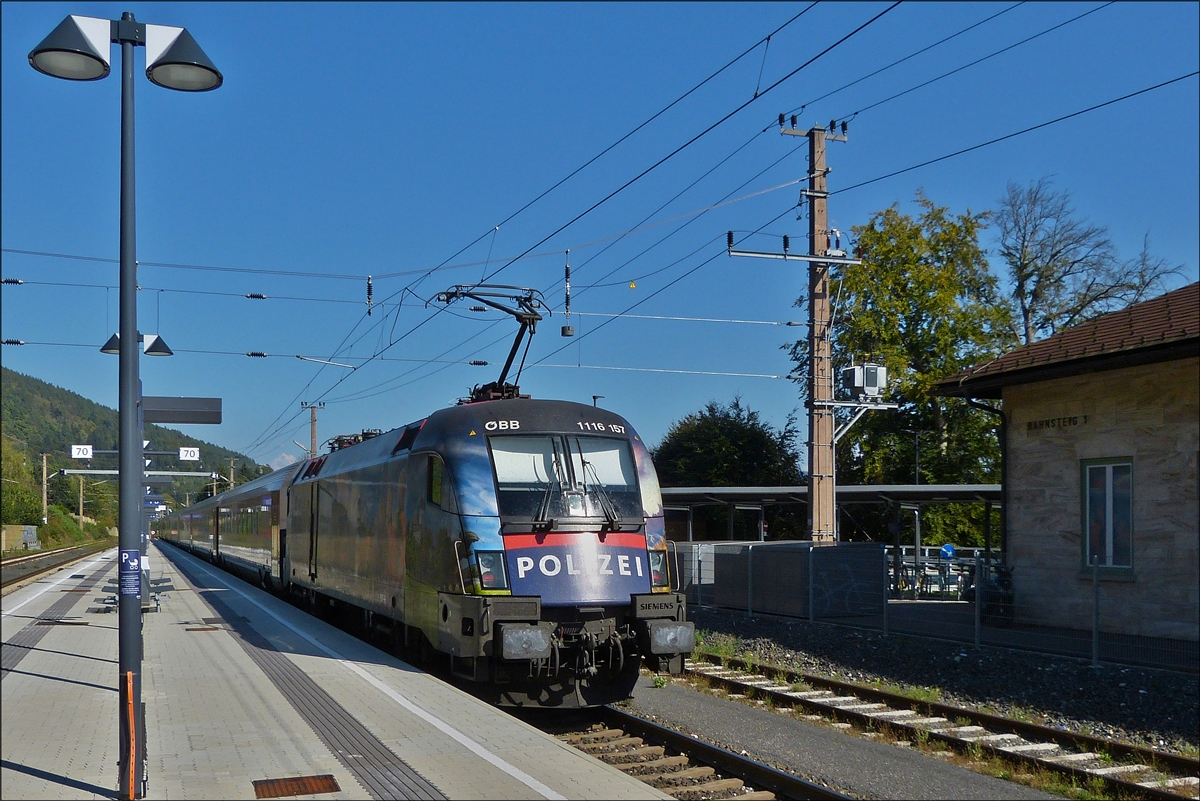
2 542 669 800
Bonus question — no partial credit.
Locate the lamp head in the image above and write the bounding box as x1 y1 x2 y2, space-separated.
146 26 222 91
29 15 111 81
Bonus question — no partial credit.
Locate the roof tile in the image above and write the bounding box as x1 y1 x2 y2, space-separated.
937 282 1199 388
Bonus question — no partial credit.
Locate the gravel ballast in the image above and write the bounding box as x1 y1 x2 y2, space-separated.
687 606 1199 755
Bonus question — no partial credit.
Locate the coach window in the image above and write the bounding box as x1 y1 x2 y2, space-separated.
427 454 456 512
1081 458 1133 576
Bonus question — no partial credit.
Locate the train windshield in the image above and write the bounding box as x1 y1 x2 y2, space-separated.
489 435 642 522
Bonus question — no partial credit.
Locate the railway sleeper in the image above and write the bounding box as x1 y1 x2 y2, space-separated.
577 736 644 752
562 728 624 743
682 777 745 794
652 766 715 785
614 755 690 773
604 745 665 760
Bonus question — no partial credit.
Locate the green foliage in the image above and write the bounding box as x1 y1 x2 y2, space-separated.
786 193 1016 543
2 434 43 525
652 397 806 538
1 367 263 516
653 397 802 486
37 505 114 550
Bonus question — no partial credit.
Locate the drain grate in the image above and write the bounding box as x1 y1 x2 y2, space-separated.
70 574 86 578
36 620 89 626
61 589 89 593
253 774 340 799
186 627 220 632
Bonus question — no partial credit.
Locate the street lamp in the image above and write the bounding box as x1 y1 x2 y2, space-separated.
29 13 220 801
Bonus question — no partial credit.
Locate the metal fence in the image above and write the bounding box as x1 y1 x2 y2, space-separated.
672 541 1198 673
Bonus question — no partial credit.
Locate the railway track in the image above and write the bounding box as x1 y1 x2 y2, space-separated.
1 543 111 593
683 652 1200 800
531 705 852 800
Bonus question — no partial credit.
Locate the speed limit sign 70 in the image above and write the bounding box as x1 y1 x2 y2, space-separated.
71 445 93 459
179 447 200 461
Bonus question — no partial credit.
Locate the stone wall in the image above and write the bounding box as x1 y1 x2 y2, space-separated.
1003 356 1199 640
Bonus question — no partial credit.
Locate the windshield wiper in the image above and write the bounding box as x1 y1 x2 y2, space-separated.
533 440 566 526
580 457 623 530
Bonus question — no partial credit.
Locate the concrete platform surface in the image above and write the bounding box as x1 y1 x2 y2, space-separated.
2 543 668 800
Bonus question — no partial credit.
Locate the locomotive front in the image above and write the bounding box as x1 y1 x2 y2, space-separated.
427 398 694 707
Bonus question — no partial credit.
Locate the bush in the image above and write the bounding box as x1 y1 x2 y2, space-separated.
37 506 115 550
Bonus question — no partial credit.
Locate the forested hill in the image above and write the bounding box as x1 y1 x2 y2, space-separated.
1 366 262 479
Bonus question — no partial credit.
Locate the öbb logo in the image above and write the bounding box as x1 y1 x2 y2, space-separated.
484 420 520 431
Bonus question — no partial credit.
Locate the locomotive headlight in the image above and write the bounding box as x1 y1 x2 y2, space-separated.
648 549 670 587
647 620 695 654
475 550 508 590
497 622 553 660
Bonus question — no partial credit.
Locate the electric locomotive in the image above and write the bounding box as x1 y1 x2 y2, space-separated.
158 397 694 707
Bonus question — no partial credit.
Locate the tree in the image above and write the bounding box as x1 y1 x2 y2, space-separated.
652 398 802 487
653 398 804 539
786 193 1013 544
2 435 42 526
995 177 1183 344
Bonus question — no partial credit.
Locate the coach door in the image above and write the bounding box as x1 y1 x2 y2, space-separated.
307 481 319 580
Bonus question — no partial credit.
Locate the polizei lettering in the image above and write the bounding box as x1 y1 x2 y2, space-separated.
516 553 644 579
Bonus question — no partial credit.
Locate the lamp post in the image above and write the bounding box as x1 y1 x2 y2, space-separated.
29 13 220 800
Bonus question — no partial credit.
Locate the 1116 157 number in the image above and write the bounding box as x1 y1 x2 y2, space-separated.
577 422 625 434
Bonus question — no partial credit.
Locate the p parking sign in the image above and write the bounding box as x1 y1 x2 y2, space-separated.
119 550 141 597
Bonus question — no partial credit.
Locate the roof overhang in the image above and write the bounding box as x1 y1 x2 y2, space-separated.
934 337 1198 400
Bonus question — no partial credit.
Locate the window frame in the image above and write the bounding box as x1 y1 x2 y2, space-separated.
1080 457 1134 578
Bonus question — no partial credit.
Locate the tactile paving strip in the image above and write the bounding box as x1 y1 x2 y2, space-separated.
2 560 110 680
186 574 446 801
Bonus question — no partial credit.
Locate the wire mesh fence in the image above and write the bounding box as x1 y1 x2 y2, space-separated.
672 541 1198 673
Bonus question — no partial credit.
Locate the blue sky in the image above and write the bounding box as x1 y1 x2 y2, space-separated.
3 2 1197 470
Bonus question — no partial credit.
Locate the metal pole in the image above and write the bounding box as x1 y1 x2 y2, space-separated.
1092 556 1100 667
913 509 921 599
747 544 755 618
808 544 815 623
974 552 982 649
116 14 145 799
882 544 889 637
42 453 48 524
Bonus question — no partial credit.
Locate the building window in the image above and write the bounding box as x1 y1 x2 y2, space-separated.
1083 460 1132 569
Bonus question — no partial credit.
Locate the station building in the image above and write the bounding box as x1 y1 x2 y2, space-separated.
934 282 1199 641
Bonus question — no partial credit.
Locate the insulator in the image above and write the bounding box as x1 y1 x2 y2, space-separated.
245 293 266 299
469 305 487 313
2 339 25 346
469 360 488 366
778 113 785 127
783 235 790 253
791 114 797 129
841 120 848 136
2 278 24 285
727 231 734 250
246 351 268 358
366 276 373 316
829 120 836 133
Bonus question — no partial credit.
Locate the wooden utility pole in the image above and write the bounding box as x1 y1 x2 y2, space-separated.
302 402 324 457
727 118 854 544
79 475 85 520
227 458 236 490
801 125 835 542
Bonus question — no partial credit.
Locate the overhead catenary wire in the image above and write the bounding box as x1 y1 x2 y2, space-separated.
833 1 1116 121
238 5 882 456
780 1 1026 119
